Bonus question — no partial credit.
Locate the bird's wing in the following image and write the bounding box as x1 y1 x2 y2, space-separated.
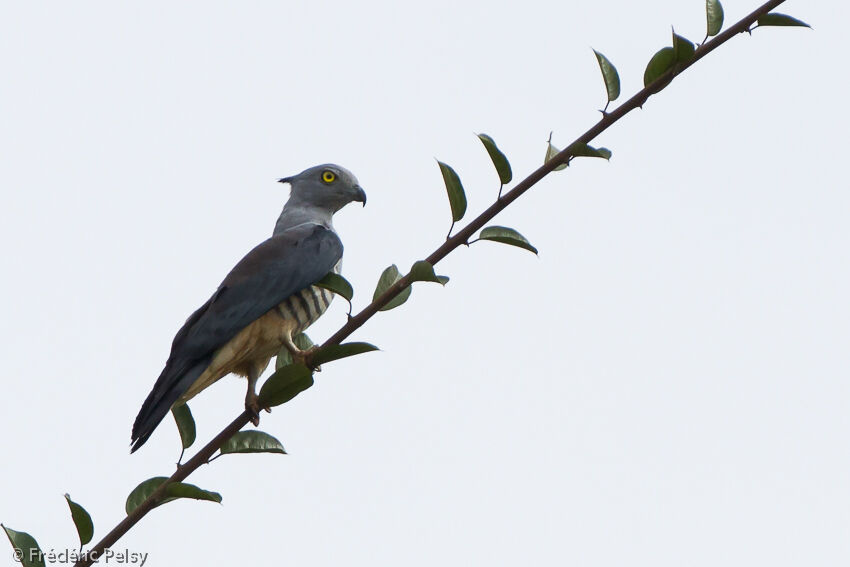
131 223 341 450
175 223 342 361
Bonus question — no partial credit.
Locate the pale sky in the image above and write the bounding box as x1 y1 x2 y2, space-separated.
2 1 847 566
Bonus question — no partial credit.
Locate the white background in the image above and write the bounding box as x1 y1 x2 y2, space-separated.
2 1 847 565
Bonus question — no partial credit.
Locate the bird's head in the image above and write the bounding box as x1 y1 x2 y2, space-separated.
279 163 366 213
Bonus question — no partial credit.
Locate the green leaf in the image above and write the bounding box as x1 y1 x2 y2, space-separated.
757 13 811 28
672 32 695 64
437 161 467 222
593 49 621 102
544 139 568 171
258 364 314 408
409 260 449 285
275 333 314 370
64 494 94 547
478 226 538 255
373 264 412 311
643 46 676 88
2 525 45 567
476 133 512 185
547 138 611 169
314 272 353 302
125 477 167 514
706 0 724 36
171 403 196 450
312 342 379 366
164 482 222 506
125 477 222 515
570 143 613 160
220 431 286 455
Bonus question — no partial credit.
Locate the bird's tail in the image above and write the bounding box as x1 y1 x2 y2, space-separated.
130 357 210 453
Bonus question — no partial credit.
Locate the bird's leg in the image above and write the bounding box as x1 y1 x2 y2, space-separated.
245 369 262 426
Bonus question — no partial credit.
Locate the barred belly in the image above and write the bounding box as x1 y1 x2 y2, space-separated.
274 284 333 334
274 258 341 334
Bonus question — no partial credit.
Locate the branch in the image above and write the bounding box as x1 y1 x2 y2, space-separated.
73 412 252 566
73 1 788 564
317 0 788 350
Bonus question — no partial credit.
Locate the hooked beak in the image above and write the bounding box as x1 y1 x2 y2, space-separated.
352 185 367 206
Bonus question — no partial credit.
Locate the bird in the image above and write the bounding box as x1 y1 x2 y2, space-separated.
130 164 366 452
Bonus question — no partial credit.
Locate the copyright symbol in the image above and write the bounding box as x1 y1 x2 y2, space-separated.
12 548 23 562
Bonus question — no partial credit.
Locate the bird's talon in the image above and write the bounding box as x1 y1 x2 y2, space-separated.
245 393 262 426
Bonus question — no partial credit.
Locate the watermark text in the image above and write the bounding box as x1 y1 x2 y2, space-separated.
13 547 148 566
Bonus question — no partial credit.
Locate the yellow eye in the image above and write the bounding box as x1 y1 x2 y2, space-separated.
322 170 336 183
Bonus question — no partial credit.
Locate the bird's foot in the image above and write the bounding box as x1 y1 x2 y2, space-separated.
292 346 322 372
245 391 262 426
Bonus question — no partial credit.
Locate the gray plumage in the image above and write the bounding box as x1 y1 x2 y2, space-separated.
131 164 365 452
